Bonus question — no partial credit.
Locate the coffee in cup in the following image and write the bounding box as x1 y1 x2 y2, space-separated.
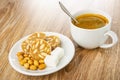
72 13 109 29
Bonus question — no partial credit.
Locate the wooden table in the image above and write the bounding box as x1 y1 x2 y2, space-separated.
0 0 120 80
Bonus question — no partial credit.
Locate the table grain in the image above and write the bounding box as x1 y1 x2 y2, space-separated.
0 0 120 80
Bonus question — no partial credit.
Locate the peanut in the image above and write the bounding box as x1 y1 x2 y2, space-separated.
30 65 37 70
24 63 29 69
38 64 46 70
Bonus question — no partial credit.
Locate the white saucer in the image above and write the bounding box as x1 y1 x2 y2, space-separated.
8 32 75 76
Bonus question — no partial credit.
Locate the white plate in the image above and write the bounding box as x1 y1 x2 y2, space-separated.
8 32 75 76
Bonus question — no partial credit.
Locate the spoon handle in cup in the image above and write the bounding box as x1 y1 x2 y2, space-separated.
59 1 79 24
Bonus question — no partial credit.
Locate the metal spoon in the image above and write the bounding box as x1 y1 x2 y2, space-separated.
59 1 79 24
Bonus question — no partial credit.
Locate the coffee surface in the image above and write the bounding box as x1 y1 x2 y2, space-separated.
72 13 109 29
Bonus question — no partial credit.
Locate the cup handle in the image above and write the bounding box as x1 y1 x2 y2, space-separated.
100 31 118 48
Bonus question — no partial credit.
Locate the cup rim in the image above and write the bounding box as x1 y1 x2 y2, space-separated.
70 9 112 31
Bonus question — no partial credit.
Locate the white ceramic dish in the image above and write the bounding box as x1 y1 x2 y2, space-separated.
8 32 75 76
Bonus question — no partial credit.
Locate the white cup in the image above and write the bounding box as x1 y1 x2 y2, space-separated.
70 9 118 49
